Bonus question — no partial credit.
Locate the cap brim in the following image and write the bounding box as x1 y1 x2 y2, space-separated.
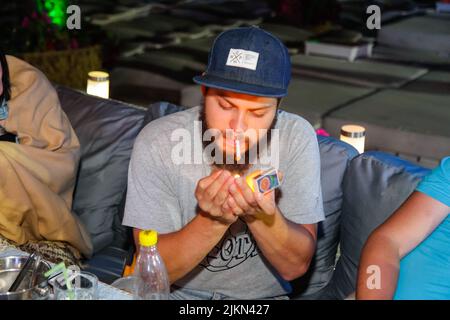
193 74 287 98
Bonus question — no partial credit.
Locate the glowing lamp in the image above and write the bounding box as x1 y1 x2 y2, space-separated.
86 71 109 99
340 125 365 154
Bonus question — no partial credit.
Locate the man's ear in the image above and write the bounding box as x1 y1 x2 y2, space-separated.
201 85 207 97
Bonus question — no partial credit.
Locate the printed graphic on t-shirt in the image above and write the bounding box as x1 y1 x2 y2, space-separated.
200 220 259 272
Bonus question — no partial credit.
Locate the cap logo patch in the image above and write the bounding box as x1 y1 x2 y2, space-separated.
226 48 259 71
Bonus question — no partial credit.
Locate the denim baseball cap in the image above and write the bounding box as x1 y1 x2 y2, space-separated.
193 26 291 98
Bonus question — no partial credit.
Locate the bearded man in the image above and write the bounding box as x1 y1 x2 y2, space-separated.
122 27 324 299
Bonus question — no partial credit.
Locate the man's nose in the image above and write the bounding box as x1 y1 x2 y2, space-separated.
229 110 248 132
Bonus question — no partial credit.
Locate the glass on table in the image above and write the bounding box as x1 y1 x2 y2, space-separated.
110 276 141 300
53 271 98 300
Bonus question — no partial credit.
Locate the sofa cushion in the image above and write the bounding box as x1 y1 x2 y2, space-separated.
324 151 430 299
323 89 450 165
291 135 358 299
377 14 450 55
144 101 188 125
56 86 146 253
282 77 374 128
291 54 427 89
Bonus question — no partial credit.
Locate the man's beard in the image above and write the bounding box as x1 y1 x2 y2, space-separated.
199 106 277 175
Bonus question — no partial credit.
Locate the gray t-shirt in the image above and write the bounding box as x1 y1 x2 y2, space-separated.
123 106 324 299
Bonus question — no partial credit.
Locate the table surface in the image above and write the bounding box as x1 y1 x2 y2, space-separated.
0 244 133 300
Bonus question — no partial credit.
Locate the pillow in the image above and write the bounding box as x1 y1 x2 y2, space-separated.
324 151 430 299
56 86 146 253
291 135 358 299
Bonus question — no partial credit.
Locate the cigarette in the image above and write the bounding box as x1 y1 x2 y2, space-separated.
235 139 241 161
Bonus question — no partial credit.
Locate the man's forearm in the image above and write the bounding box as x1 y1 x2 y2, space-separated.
244 208 316 281
154 212 229 284
356 233 400 299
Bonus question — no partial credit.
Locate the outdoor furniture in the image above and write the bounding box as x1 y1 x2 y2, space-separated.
281 77 375 127
323 89 450 168
377 14 450 55
401 70 450 95
291 54 428 89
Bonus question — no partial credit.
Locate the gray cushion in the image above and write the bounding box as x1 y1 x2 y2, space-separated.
377 15 450 55
401 71 450 96
323 151 430 299
291 135 358 299
118 50 206 84
261 23 312 43
372 44 450 68
56 86 146 253
145 101 187 124
104 14 200 40
110 67 194 107
291 54 427 89
282 77 374 127
171 37 215 61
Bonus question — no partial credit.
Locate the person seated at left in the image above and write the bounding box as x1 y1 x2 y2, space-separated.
0 51 92 265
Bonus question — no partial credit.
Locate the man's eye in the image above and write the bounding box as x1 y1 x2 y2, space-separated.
253 111 266 117
220 103 233 110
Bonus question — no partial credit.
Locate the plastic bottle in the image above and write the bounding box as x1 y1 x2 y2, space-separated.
133 230 170 300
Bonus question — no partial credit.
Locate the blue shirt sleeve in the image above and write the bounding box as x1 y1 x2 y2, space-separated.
416 156 450 207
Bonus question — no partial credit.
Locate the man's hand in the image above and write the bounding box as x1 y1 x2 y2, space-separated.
195 169 238 225
225 176 278 219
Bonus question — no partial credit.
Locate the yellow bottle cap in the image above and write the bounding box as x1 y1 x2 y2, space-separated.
139 230 158 247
